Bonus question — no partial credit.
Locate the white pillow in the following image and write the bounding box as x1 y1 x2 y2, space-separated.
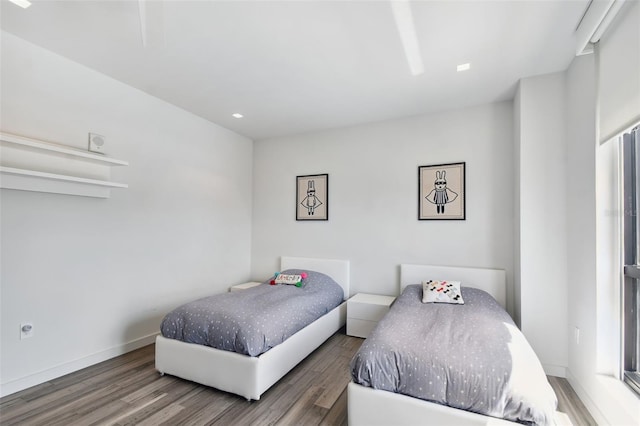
274 274 303 285
422 280 464 304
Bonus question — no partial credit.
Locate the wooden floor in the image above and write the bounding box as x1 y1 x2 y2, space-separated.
548 376 597 426
0 331 595 426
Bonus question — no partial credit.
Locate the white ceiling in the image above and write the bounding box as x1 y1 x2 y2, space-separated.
1 0 588 141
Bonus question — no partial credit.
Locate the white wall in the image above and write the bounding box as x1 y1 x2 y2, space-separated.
0 32 254 396
565 52 598 381
514 72 569 377
563 3 640 424
252 102 515 313
565 70 639 423
598 0 640 143
513 87 522 328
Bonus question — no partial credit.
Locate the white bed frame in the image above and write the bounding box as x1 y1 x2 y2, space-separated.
155 256 350 401
348 264 520 426
399 264 507 309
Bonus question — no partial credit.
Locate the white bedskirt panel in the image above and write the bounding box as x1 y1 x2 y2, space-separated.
156 334 260 399
347 382 518 426
156 302 346 400
257 301 346 395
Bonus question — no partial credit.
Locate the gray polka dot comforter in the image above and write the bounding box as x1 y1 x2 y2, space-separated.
350 285 557 425
160 269 344 357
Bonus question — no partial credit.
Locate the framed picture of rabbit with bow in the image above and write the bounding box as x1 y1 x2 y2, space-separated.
296 174 329 221
418 162 465 220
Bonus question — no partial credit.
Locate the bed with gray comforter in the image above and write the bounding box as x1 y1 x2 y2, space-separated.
161 269 343 357
350 285 557 425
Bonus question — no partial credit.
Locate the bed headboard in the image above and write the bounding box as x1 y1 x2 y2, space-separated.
281 256 350 300
400 264 506 309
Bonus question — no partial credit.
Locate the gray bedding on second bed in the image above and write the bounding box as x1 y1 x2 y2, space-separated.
350 285 557 425
160 269 343 357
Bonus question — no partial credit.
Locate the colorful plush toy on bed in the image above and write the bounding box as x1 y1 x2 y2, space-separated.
270 272 308 287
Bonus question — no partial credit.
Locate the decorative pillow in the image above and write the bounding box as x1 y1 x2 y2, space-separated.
422 280 464 304
270 272 308 287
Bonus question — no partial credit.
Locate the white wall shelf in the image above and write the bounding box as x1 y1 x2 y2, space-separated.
0 132 128 198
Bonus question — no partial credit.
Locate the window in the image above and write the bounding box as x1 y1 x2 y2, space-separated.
623 125 640 395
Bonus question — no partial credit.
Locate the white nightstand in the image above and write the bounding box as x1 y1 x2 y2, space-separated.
229 281 262 292
347 293 396 338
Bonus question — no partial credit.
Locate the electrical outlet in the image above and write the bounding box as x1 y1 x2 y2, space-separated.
574 326 580 345
20 322 34 339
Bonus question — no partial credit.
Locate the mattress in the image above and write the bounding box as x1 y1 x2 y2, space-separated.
350 285 557 425
160 269 343 357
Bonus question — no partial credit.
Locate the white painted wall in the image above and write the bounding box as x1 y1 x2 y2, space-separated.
0 32 253 396
598 0 640 142
513 87 522 328
252 102 515 313
515 72 569 376
565 52 598 379
563 3 640 423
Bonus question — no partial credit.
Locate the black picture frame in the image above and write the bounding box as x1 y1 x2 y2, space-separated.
296 174 329 221
418 162 466 220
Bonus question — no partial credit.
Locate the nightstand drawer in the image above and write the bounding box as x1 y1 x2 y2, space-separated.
347 318 378 339
347 293 396 321
348 301 390 322
346 293 395 338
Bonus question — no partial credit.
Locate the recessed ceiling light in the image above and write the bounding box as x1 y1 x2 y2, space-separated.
232 113 244 119
8 0 31 8
457 63 471 72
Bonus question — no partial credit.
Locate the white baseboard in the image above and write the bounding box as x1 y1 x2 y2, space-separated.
543 363 567 378
565 370 607 425
566 369 640 426
0 333 158 398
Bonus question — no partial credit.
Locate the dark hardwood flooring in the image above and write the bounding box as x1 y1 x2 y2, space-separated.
0 331 595 425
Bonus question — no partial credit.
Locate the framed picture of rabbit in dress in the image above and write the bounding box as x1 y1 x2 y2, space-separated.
296 174 329 221
418 162 465 220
